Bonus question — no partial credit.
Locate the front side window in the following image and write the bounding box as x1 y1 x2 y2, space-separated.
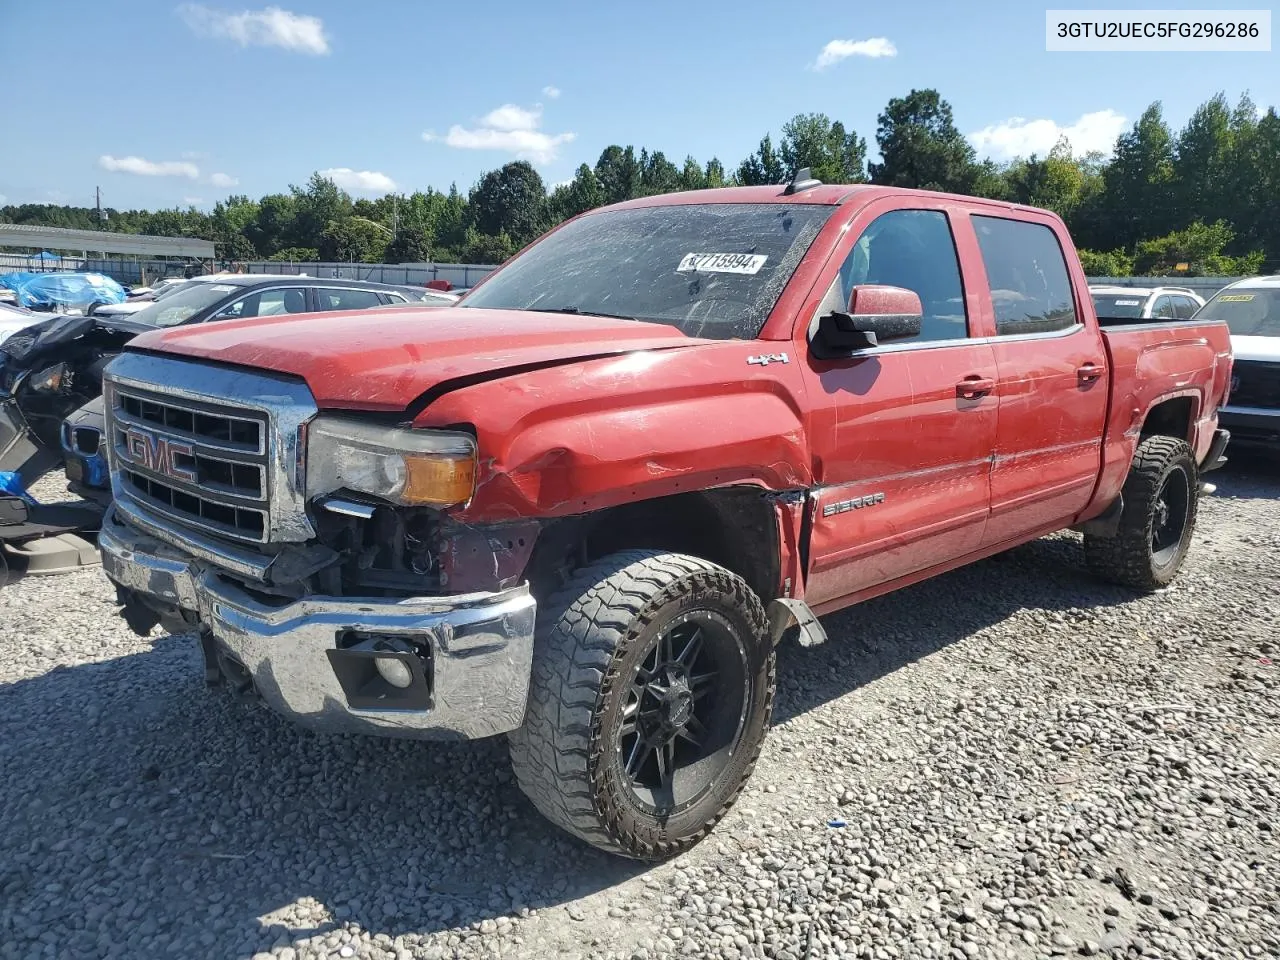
215 287 309 320
1197 288 1280 337
973 216 1078 336
1152 296 1176 319
459 203 835 340
316 288 383 311
129 281 239 327
835 209 968 343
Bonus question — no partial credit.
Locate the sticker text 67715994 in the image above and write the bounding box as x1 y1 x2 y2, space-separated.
677 253 769 275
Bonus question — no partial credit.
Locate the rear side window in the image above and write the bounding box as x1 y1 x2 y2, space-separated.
1174 296 1199 319
973 216 1078 336
316 288 383 311
1152 296 1176 320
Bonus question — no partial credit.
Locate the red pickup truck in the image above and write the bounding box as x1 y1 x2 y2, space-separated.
97 176 1233 860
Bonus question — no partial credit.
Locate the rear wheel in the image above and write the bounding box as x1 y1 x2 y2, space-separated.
508 550 775 860
0 548 9 589
1085 435 1199 591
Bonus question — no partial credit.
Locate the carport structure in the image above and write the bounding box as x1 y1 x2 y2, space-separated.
0 223 214 261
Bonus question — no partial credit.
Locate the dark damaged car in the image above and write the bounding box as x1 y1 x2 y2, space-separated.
0 275 433 486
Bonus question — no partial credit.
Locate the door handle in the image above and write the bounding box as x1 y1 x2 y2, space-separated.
1077 362 1105 383
957 375 995 399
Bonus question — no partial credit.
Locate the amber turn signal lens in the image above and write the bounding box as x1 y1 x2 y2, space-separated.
401 454 476 506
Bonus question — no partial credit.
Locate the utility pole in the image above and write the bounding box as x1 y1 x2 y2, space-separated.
392 194 399 243
96 186 102 227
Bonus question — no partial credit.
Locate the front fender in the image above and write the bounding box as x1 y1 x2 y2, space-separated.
416 344 813 523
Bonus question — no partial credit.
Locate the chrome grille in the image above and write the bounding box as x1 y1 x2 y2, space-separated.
109 383 271 543
103 353 320 547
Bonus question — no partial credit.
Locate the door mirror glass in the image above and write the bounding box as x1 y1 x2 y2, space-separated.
814 284 924 358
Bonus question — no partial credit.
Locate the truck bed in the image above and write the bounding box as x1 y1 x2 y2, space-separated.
1089 319 1234 513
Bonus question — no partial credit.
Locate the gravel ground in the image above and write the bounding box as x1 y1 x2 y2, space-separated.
1 458 1277 960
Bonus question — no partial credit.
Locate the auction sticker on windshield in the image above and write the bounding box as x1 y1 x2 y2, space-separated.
1219 294 1255 301
677 253 768 275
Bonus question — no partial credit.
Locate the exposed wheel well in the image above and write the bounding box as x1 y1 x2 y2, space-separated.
523 487 783 604
1141 396 1194 443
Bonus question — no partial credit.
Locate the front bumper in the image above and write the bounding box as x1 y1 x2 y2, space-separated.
98 507 537 741
1219 407 1280 448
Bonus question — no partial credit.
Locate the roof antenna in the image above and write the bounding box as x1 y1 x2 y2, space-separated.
783 166 823 195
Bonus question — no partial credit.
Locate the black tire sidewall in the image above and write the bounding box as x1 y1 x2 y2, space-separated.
588 573 773 852
1143 447 1198 582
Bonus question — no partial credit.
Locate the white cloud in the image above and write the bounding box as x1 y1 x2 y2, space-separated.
319 167 397 192
542 85 561 99
178 3 329 55
181 150 208 160
0 194 7 205
99 155 200 179
813 37 897 70
423 102 576 164
183 196 205 205
482 103 542 132
210 172 239 188
547 179 572 193
968 109 1128 160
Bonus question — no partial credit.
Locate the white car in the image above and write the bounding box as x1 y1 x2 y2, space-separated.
0 302 46 346
1196 276 1280 450
1089 285 1206 323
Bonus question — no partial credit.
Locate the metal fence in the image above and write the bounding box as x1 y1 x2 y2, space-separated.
239 261 496 289
0 255 498 289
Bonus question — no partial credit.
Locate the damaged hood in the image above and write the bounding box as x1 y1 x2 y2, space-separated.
126 307 705 410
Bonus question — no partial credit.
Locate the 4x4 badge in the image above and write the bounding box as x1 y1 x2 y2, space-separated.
747 353 789 366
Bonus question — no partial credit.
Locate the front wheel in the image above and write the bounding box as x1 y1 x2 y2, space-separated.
1085 435 1199 591
508 550 775 860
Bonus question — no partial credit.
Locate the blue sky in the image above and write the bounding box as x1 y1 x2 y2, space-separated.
1 1 1275 210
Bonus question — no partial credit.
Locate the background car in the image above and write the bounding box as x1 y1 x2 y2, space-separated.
1089 285 1205 323
1 275 427 486
1195 275 1280 450
0 302 51 346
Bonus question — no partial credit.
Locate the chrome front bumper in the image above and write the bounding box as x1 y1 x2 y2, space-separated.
99 508 537 741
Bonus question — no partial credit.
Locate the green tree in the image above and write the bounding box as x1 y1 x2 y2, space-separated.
548 164 605 222
736 134 786 185
704 158 727 188
1132 219 1263 276
778 113 867 183
246 194 298 258
469 161 548 246
1077 248 1134 277
289 173 353 250
1098 103 1176 248
638 149 682 196
869 89 982 192
594 146 642 204
319 217 389 262
1003 139 1087 219
210 195 260 259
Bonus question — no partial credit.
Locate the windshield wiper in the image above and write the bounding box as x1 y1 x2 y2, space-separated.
536 306 640 322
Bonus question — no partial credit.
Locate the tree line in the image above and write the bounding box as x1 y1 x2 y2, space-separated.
3 89 1277 277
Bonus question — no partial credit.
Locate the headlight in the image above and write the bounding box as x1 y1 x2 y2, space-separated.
29 362 71 393
306 417 477 507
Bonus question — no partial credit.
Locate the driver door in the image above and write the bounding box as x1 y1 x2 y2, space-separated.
799 200 999 610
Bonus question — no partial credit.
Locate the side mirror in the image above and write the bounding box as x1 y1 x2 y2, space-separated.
813 284 923 359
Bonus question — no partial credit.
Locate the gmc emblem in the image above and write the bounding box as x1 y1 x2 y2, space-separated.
121 427 197 483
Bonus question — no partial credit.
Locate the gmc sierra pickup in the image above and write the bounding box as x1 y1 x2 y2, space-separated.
96 176 1233 860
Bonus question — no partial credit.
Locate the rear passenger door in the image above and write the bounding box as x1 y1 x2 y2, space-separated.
968 214 1110 547
800 201 999 608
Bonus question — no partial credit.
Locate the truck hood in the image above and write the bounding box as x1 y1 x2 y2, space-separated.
1231 334 1280 363
127 306 704 411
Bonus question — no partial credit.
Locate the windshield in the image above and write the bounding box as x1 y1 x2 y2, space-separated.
1196 288 1280 337
127 281 235 327
1091 293 1147 320
459 202 835 339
